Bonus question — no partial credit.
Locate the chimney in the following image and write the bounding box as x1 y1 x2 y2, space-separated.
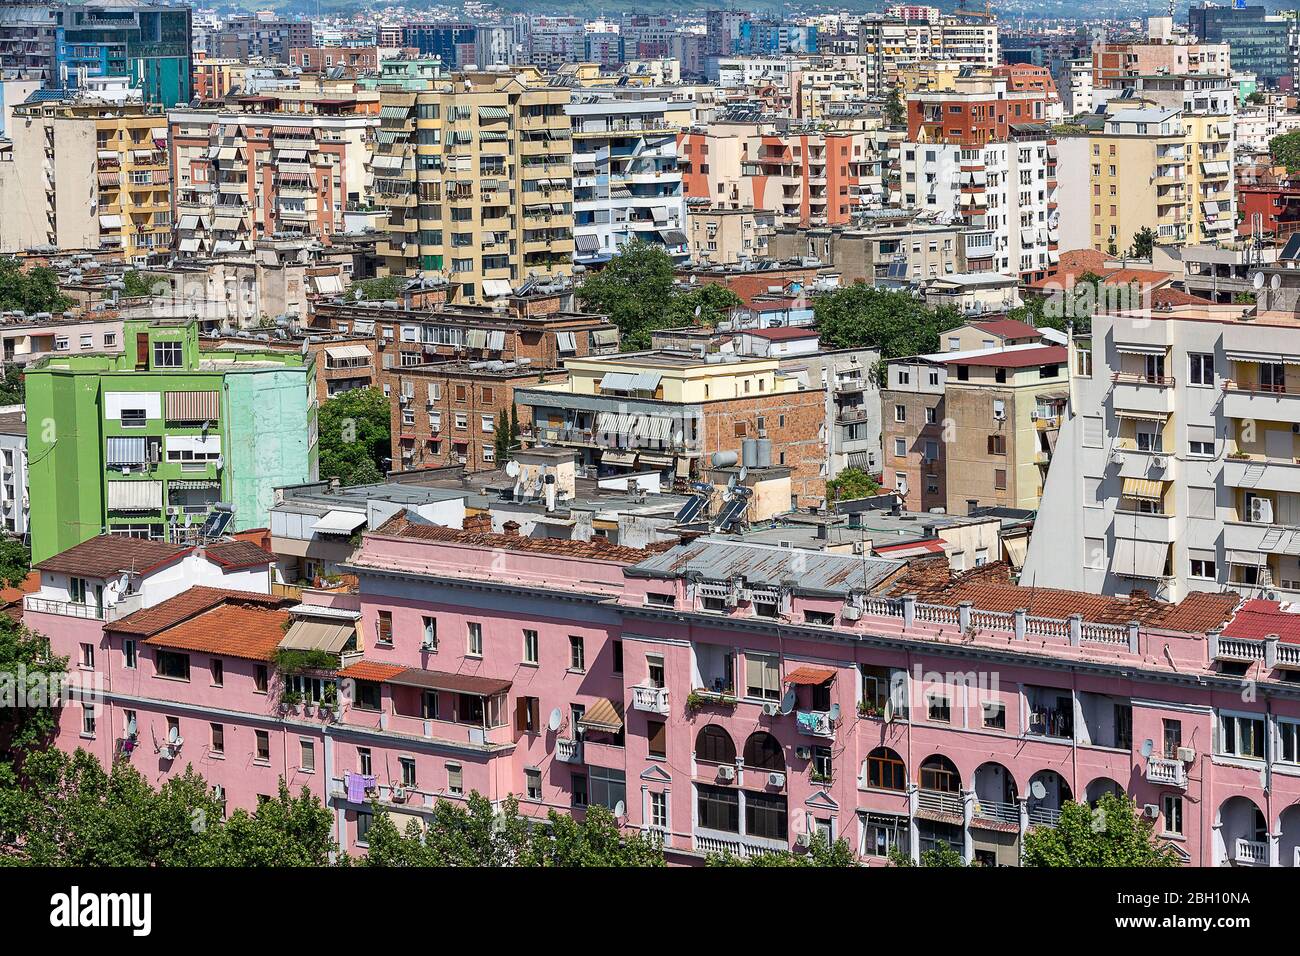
462 512 491 533
502 520 521 537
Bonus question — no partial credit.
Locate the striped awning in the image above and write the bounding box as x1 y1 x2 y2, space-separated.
278 618 355 653
107 480 163 511
577 698 624 734
106 436 146 467
478 106 509 121
1122 478 1163 501
166 391 219 422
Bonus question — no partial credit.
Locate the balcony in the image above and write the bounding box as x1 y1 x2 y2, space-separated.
795 710 834 739
1145 756 1187 789
631 684 670 715
1111 510 1176 544
1223 456 1300 495
1234 838 1268 866
1110 373 1176 416
692 828 789 859
972 799 1019 826
1222 383 1300 426
24 592 142 622
917 789 963 819
555 738 583 763
1026 805 1062 827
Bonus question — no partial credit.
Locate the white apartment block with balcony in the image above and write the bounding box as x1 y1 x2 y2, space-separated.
899 134 1057 280
1024 275 1300 603
567 95 689 266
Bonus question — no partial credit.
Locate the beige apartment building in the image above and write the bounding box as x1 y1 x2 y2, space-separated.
686 206 775 264
0 99 172 263
770 216 966 285
374 73 574 304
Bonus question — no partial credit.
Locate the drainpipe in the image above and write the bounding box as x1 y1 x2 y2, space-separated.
1018 796 1030 865
961 788 974 864
1014 608 1027 641
907 783 920 864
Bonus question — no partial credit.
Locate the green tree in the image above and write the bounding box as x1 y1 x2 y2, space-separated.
576 240 678 351
1008 270 1114 336
317 387 391 485
350 274 406 301
885 85 906 129
826 467 880 503
0 537 29 587
0 258 70 315
509 403 520 448
887 844 969 867
0 364 24 404
812 283 963 361
494 408 512 464
121 270 162 298
1022 792 1180 867
1270 129 1300 172
1247 90 1266 106
1128 226 1156 260
0 618 65 788
669 282 743 329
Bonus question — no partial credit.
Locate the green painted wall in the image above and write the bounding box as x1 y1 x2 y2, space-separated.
225 367 316 532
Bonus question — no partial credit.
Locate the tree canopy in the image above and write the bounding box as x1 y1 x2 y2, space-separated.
121 270 163 298
1128 226 1156 260
351 274 407 302
576 240 742 351
317 386 392 487
811 283 963 360
826 467 881 502
0 364 21 405
0 617 63 789
0 258 70 315
1022 793 1181 867
0 538 29 588
1271 129 1300 173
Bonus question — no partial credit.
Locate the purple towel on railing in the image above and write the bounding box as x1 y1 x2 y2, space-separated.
346 772 376 803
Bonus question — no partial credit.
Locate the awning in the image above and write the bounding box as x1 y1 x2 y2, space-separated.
99 214 122 229
216 146 237 161
178 214 201 231
278 149 308 163
165 434 221 455
629 371 662 393
1114 409 1168 421
600 371 637 392
370 153 404 171
179 238 200 253
482 279 513 298
601 450 637 466
1112 539 1168 580
575 234 600 253
659 229 688 246
1227 550 1266 566
107 480 163 511
166 390 219 422
577 698 624 733
1122 478 1163 501
783 665 836 686
212 216 242 231
1002 535 1029 570
1202 161 1229 176
592 328 618 346
389 668 511 697
312 509 367 535
278 618 355 653
478 106 509 121
652 206 669 223
106 436 147 467
311 275 343 295
326 345 369 361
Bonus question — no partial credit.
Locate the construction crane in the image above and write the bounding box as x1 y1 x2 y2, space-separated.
956 0 997 21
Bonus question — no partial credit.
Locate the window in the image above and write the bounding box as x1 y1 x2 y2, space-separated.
123 639 136 669
1162 794 1183 836
70 577 88 604
650 791 668 829
746 790 788 839
467 622 483 657
1162 719 1182 759
376 610 393 645
987 434 1007 455
254 664 268 693
894 437 906 457
255 730 270 762
697 784 739 832
568 635 585 671
743 731 785 771
812 745 833 781
589 766 626 811
695 725 736 764
521 629 539 665
210 723 224 755
927 691 951 723
210 658 223 687
448 763 464 795
155 650 190 680
79 642 94 668
804 609 835 626
400 757 417 787
516 696 539 734
300 739 315 773
571 772 588 808
358 747 372 777
356 810 373 845
1217 713 1265 759
994 469 1007 491
353 680 381 711
866 747 905 790
422 616 437 650
745 652 780 700
1188 353 1215 386
983 700 1006 729
612 640 623 674
647 720 667 759
525 768 542 801
1190 556 1216 579
894 404 906 423
81 704 96 737
645 653 663 688
152 340 182 368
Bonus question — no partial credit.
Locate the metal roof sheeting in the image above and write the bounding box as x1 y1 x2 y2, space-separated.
312 510 367 535
630 540 904 596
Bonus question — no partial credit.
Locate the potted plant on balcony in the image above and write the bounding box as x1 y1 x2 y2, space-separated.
858 700 883 719
280 689 303 714
686 689 737 713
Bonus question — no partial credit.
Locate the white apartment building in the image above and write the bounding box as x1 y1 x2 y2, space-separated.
568 94 689 266
0 406 28 538
1024 268 1300 602
709 56 793 89
899 133 1057 280
856 15 998 93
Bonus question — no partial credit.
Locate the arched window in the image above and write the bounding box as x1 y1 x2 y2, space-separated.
694 725 736 765
865 747 906 791
919 754 961 793
743 731 785 771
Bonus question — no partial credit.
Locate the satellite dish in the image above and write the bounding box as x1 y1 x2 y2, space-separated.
613 800 626 820
828 702 841 722
778 688 797 716
505 459 520 478
738 465 748 482
1272 274 1282 291
1030 780 1047 800
1253 272 1265 290
883 699 894 723
548 708 562 732
167 726 181 744
1140 738 1154 758
126 717 137 735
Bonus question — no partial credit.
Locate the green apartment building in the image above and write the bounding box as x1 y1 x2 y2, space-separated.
25 318 318 563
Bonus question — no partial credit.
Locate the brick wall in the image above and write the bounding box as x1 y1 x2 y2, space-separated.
881 388 946 512
701 388 827 505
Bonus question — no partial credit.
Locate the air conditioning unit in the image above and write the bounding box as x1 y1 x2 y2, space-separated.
724 591 739 608
1250 497 1275 524
1177 746 1196 763
767 771 786 788
392 786 409 803
1152 455 1168 469
1030 410 1039 421
762 702 781 717
795 831 814 848
842 605 862 621
795 746 812 760
1141 803 1160 819
717 764 736 781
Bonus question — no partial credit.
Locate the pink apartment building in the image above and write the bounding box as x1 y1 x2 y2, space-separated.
28 520 1300 867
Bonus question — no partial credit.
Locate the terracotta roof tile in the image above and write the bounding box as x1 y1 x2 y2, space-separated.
942 345 1067 368
1221 598 1300 644
109 586 290 637
971 318 1041 340
142 602 292 662
338 659 406 681
35 535 190 579
373 511 648 563
204 540 275 569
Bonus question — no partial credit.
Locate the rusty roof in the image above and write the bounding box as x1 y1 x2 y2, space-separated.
109 586 291 637
35 535 190 579
371 510 648 563
203 540 275 569
629 539 906 594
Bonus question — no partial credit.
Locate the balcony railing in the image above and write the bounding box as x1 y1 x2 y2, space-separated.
24 593 142 622
917 789 963 818
972 799 1019 826
1145 756 1187 789
631 684 670 715
795 710 835 738
1234 838 1267 865
555 738 583 763
1027 805 1062 827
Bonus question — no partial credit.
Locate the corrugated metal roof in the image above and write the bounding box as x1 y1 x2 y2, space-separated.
629 540 904 595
